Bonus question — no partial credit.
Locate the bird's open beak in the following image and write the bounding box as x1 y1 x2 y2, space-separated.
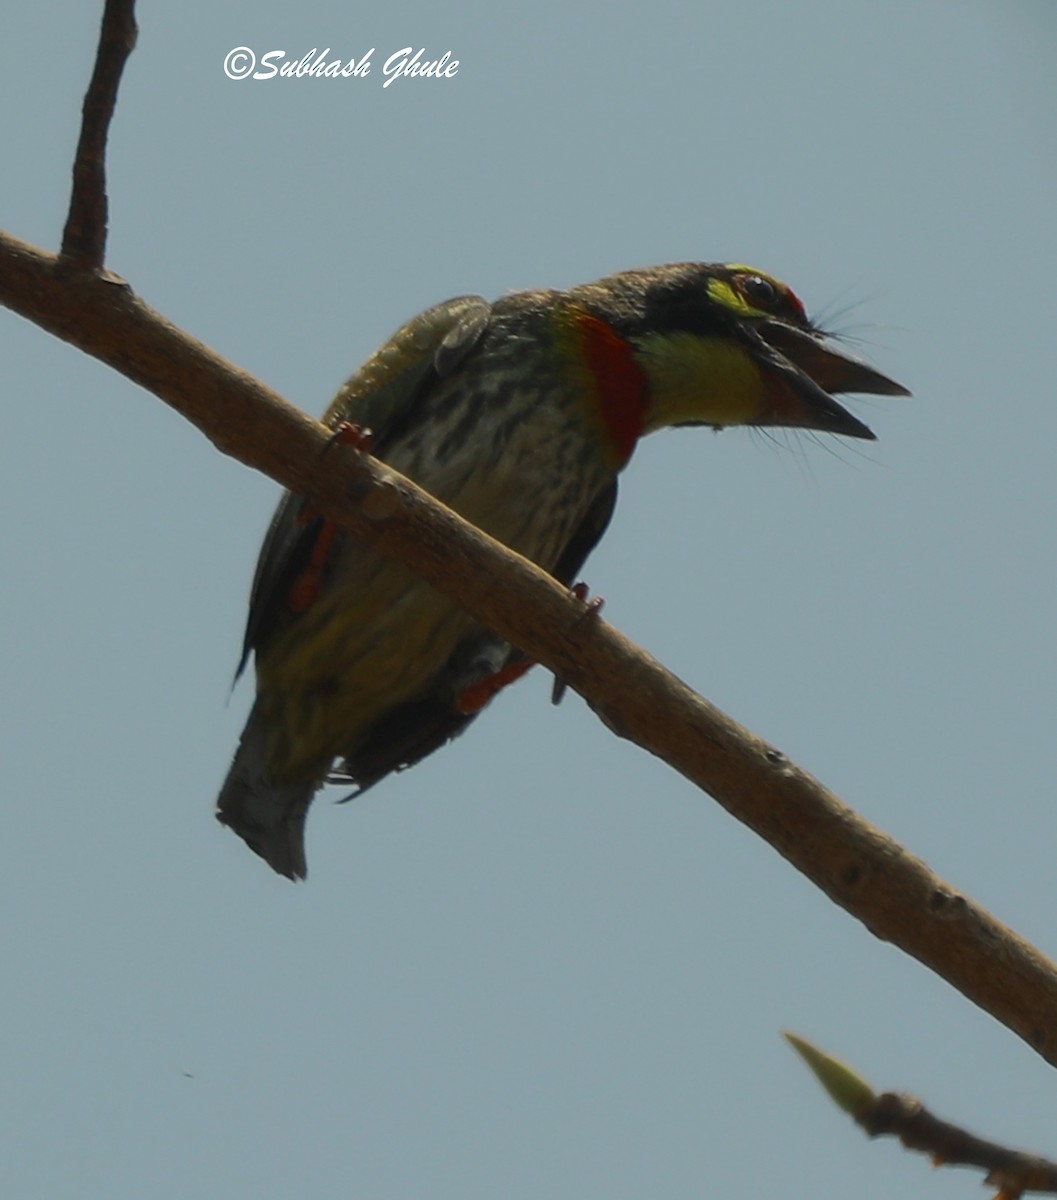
747 320 910 441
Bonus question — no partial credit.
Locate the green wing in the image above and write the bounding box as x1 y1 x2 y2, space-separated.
235 295 493 679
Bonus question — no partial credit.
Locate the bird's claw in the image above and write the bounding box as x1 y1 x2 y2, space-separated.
323 420 375 457
552 581 604 705
569 580 604 625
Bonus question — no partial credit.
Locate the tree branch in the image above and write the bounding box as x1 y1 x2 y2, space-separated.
60 0 137 270
4 0 1057 1074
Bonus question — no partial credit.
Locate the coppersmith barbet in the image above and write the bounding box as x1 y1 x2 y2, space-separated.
216 262 907 879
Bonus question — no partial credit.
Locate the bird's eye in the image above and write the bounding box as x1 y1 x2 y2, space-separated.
738 273 779 309
732 271 808 324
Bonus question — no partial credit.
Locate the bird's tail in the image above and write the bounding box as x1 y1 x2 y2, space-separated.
215 700 318 881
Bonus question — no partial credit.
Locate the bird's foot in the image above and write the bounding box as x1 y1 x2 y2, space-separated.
283 424 378 614
570 580 604 623
551 581 604 705
324 420 375 456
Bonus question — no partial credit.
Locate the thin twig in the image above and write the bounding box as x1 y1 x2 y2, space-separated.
787 1034 1057 1199
59 0 137 270
867 1093 1057 1200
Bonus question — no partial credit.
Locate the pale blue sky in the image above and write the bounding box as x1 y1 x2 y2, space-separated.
3 3 1057 1198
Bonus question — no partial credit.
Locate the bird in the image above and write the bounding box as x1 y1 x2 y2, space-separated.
216 262 907 879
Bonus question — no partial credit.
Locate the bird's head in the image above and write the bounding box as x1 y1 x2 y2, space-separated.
565 263 908 457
